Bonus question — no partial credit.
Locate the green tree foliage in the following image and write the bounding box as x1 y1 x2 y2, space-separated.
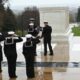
16 14 23 30
2 7 17 32
0 0 8 5
0 1 5 31
0 0 8 32
21 6 40 30
16 6 40 36
77 7 80 22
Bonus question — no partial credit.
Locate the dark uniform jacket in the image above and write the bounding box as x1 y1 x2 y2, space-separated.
23 37 39 55
28 25 40 44
42 25 52 42
28 25 39 37
4 37 23 57
23 39 35 78
0 35 5 61
23 41 34 56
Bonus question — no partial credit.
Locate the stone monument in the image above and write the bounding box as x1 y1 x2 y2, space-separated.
39 7 70 42
39 7 70 72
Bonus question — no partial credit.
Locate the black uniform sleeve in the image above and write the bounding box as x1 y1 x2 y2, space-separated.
39 26 43 31
33 28 39 37
0 35 5 42
41 27 45 38
14 37 23 43
23 43 25 55
50 26 52 33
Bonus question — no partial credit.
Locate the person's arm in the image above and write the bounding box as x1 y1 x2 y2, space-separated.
23 43 26 55
14 36 23 43
0 35 5 42
39 26 43 31
41 27 45 38
50 26 52 33
34 29 39 36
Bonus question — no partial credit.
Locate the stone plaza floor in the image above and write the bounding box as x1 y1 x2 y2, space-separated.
1 67 80 80
1 36 80 80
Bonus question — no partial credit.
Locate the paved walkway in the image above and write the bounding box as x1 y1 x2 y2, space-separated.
1 36 80 80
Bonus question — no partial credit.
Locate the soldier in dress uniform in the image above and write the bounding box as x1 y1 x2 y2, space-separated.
4 31 23 78
41 22 53 56
0 33 5 73
23 34 37 79
27 18 40 56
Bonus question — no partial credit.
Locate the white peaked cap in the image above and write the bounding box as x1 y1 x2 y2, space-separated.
0 33 2 35
25 34 32 38
8 31 15 35
29 23 34 26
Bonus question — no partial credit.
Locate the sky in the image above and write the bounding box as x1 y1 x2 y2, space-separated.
5 0 80 10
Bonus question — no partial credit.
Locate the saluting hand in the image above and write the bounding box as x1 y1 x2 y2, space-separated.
13 34 18 37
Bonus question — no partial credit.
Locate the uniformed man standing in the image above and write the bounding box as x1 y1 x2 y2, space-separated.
41 22 53 56
27 18 40 56
23 34 36 79
4 31 23 78
0 33 5 73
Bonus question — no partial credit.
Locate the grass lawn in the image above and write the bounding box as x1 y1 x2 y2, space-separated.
72 27 80 36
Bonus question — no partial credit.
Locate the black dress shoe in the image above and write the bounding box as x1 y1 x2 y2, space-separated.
44 53 47 56
0 70 2 73
28 75 35 79
49 53 54 56
10 75 17 79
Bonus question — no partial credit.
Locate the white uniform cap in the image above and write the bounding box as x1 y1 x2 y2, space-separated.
0 33 2 35
8 31 15 35
29 23 34 26
25 34 32 38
